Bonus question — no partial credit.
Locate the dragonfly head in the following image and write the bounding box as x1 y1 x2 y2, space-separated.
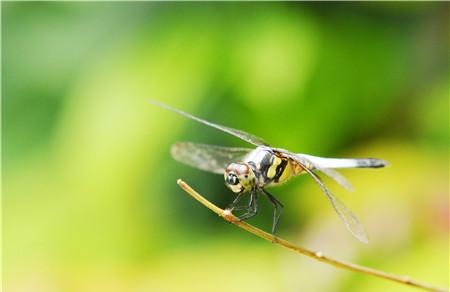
224 162 256 193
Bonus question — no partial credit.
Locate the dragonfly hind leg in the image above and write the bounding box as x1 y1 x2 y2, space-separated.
261 188 284 234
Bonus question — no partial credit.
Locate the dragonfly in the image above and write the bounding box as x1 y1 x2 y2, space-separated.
148 99 388 243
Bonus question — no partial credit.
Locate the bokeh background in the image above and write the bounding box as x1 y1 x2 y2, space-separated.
3 2 449 292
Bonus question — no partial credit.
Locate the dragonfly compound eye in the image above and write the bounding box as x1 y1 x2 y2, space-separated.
227 173 239 185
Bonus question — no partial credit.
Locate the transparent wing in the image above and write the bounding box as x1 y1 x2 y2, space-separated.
303 167 369 243
148 99 268 146
171 142 253 174
272 148 367 242
313 168 354 192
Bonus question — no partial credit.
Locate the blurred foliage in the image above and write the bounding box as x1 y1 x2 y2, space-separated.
3 2 448 292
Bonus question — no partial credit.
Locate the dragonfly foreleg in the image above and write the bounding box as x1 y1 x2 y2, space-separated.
227 191 245 211
235 188 259 221
261 188 284 234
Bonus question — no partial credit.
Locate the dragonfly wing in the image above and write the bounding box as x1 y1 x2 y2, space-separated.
171 142 253 174
303 167 369 243
272 148 367 242
148 99 268 146
318 168 354 192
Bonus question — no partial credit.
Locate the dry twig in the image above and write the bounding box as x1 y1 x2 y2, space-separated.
177 179 448 292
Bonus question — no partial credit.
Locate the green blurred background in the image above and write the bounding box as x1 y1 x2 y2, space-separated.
3 2 449 292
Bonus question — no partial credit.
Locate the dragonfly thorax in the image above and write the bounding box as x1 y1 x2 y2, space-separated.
224 162 256 193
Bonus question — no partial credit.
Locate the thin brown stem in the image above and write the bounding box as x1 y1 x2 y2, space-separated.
177 179 448 292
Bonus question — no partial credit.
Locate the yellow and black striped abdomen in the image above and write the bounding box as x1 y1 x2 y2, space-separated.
266 155 302 186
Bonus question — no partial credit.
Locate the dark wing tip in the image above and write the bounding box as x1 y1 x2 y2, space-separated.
358 158 390 168
371 159 390 168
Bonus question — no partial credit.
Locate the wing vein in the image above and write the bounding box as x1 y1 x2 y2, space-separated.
303 167 369 243
148 99 268 146
171 142 253 174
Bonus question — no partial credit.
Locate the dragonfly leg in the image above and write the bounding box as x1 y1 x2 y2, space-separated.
227 191 244 211
261 188 284 234
237 189 259 221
